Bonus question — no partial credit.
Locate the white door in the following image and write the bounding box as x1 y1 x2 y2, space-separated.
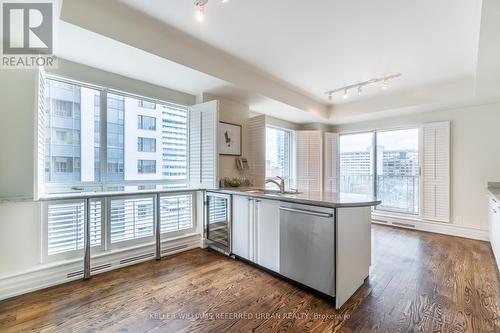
232 195 252 260
256 198 280 272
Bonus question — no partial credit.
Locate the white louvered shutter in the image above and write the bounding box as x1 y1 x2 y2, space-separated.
248 115 266 188
160 194 194 233
188 101 218 189
46 200 102 258
296 131 323 192
324 132 339 193
422 122 450 222
36 70 46 199
109 196 155 244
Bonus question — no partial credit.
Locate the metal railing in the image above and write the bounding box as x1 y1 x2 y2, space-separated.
340 175 419 215
41 188 200 280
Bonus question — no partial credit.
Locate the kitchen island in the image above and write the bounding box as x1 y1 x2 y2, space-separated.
207 188 381 309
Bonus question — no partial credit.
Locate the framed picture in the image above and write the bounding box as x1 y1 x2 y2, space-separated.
218 121 242 156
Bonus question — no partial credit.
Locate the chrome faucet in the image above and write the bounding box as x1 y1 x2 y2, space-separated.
265 176 285 194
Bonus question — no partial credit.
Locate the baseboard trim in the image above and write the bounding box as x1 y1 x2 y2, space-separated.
372 213 489 241
0 234 202 301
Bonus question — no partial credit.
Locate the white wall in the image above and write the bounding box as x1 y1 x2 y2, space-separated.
334 103 500 231
202 93 250 179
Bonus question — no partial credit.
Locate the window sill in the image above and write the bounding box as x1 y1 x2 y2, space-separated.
39 187 203 201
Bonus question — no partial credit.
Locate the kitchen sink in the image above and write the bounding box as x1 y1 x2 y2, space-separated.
243 189 301 195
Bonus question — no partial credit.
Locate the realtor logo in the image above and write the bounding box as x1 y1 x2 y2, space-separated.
1 0 56 68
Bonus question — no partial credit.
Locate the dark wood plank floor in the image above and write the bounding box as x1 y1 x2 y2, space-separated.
1 225 499 332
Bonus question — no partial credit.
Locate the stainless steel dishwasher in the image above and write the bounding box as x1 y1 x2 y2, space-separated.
279 202 336 297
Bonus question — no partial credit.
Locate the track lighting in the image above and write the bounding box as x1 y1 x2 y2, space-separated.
194 0 228 22
194 0 208 22
324 73 402 100
382 78 389 90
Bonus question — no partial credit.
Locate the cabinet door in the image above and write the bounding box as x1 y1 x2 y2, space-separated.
232 195 252 260
256 199 280 272
489 196 500 270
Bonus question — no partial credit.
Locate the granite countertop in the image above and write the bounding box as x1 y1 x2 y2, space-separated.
488 182 500 201
213 187 381 208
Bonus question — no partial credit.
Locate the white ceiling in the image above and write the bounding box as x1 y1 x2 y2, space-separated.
56 20 326 122
120 0 483 104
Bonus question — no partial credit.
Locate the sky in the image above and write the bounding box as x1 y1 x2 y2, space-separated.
340 129 418 152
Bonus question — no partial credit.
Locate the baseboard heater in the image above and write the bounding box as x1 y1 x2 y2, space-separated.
392 222 416 228
66 263 112 278
119 253 155 265
372 218 416 229
161 244 188 255
372 218 388 224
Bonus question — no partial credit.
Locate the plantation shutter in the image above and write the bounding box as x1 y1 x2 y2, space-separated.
188 101 218 189
36 70 47 199
46 200 102 258
159 194 194 233
109 196 155 244
296 131 322 192
422 122 450 222
324 132 339 193
248 115 266 188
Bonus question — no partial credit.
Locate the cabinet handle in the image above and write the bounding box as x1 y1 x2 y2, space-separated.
493 209 497 214
492 198 498 203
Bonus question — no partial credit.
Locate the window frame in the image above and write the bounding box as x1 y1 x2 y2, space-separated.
40 74 189 195
339 126 422 218
265 125 296 190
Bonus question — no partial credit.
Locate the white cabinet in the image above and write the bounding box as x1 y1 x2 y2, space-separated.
231 195 280 272
232 195 251 260
489 195 500 271
256 199 280 272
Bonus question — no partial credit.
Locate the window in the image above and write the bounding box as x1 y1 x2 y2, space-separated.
376 129 419 214
265 127 294 189
137 137 156 152
44 78 100 183
339 132 374 195
138 160 156 174
41 76 188 192
339 128 420 215
137 100 156 109
138 115 156 131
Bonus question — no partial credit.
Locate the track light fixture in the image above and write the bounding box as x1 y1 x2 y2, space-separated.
194 0 229 22
324 73 402 101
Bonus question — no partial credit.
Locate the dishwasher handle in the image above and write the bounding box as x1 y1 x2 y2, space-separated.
279 206 333 218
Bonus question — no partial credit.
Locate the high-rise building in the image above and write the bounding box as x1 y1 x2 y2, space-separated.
44 79 187 186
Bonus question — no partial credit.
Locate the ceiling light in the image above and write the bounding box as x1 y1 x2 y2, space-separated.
324 73 402 100
382 78 389 90
221 0 229 3
194 0 208 22
195 6 205 21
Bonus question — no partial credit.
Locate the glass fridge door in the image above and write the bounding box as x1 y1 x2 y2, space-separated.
206 193 231 250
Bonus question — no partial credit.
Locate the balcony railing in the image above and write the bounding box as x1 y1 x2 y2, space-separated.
340 175 419 215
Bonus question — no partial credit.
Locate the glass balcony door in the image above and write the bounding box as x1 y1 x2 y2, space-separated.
375 129 420 215
339 132 375 195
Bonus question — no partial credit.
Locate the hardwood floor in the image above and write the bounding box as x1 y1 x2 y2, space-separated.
1 225 499 332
